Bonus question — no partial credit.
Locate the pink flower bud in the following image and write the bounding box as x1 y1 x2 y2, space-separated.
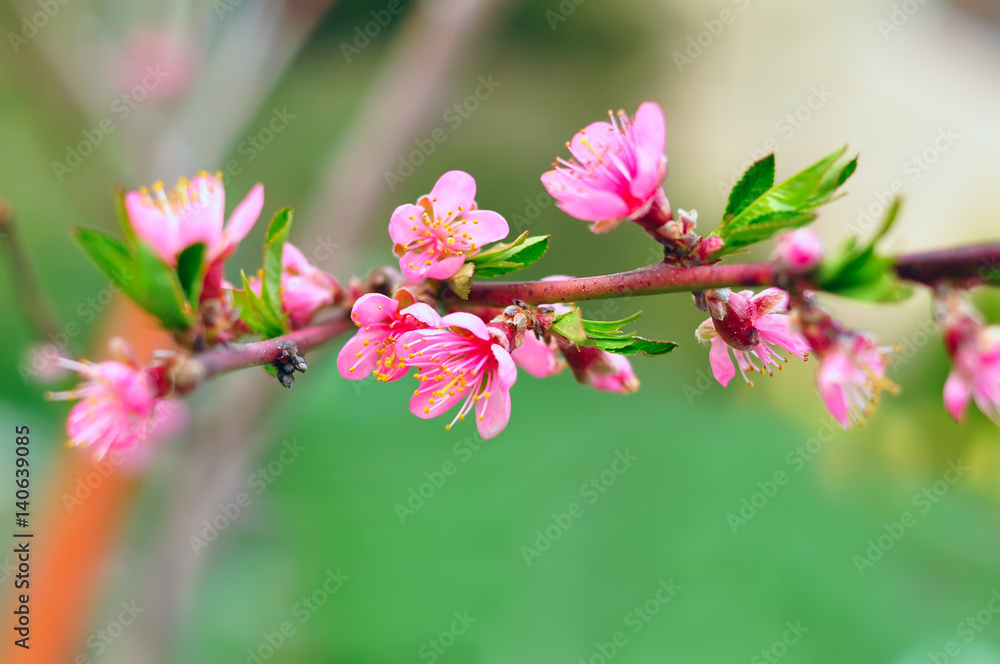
774 229 824 272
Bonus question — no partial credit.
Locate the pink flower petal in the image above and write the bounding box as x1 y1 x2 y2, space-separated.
708 337 736 387
475 377 512 439
460 209 508 245
439 312 490 340
567 121 619 168
336 326 386 379
428 170 476 219
388 203 428 245
512 333 561 378
629 102 666 201
817 355 851 428
350 293 398 327
754 315 810 359
943 370 971 423
751 288 789 316
400 302 441 328
492 345 518 391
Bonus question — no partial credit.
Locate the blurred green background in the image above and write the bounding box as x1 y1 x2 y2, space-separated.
3 0 1000 662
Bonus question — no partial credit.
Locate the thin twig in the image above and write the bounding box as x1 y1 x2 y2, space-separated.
0 197 66 345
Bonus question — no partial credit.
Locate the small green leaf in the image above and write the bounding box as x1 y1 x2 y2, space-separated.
724 153 775 220
176 243 207 305
814 196 912 303
551 307 587 344
580 312 642 336
712 147 857 256
75 228 134 286
235 270 287 337
262 208 292 315
590 336 678 356
133 244 195 330
469 234 550 278
579 312 677 356
446 262 475 300
470 231 529 262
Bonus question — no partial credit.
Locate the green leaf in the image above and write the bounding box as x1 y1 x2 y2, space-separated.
712 147 857 255
724 153 775 220
551 307 587 344
234 270 287 337
76 227 196 329
580 313 677 357
75 228 134 286
176 243 207 305
469 231 529 262
814 197 912 303
590 335 678 356
261 208 292 315
469 234 550 278
580 312 642 336
133 244 195 330
446 262 475 300
719 210 817 248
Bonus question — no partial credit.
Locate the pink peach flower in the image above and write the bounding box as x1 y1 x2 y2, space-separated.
775 229 824 272
697 288 810 386
815 333 896 428
337 291 439 382
541 101 667 233
943 328 1000 423
389 170 509 280
938 301 1000 423
396 312 517 438
125 172 264 266
47 339 180 459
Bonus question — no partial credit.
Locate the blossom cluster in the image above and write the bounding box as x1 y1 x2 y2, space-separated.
48 101 1000 458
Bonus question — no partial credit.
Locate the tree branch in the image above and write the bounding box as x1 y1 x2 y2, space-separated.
174 314 353 392
167 242 1000 393
461 243 1000 306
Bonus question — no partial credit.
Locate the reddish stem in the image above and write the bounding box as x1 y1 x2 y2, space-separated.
174 242 1000 389
463 243 1000 306
177 315 353 388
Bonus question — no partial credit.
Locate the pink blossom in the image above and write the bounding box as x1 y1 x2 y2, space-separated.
512 331 564 378
125 172 264 266
563 345 639 394
389 171 509 280
47 340 180 459
245 243 343 327
396 312 517 438
939 309 1000 423
337 291 439 382
775 229 824 272
815 333 897 428
697 288 810 386
541 101 667 233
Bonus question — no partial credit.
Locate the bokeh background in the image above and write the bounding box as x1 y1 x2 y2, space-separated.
2 0 1000 662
